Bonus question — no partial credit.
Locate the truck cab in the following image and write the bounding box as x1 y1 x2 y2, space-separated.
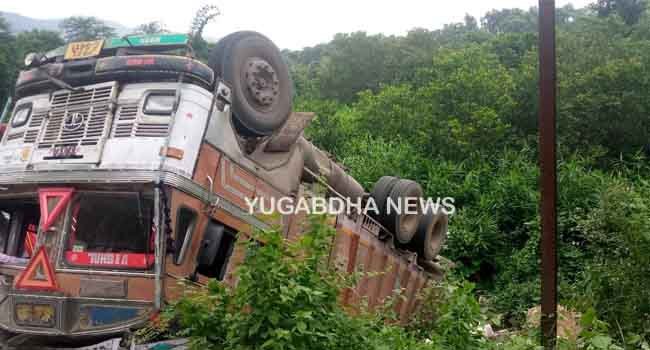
0 32 445 347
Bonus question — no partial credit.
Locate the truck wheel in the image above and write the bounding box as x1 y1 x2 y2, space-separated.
370 176 400 220
208 31 253 78
387 179 423 244
210 31 292 137
410 210 448 260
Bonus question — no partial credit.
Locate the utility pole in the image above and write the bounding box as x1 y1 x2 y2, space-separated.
538 0 558 349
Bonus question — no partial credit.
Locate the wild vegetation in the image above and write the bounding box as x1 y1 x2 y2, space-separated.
283 2 650 347
1 1 650 348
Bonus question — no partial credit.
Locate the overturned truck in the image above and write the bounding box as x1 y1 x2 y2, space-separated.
0 32 448 347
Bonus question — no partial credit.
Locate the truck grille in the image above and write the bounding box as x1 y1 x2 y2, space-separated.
112 104 170 138
6 131 25 142
2 111 46 145
38 83 116 149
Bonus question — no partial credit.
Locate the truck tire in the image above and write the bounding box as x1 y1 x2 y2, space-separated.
208 31 255 78
409 209 448 260
386 179 423 244
370 176 400 220
211 31 293 137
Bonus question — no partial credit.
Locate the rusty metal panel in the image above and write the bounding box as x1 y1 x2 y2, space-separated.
539 0 558 348
192 143 222 191
366 245 388 310
221 234 247 288
407 275 427 317
350 239 372 306
377 255 399 306
79 278 127 298
399 268 419 322
393 263 411 317
341 233 360 305
253 178 285 227
214 157 256 210
330 229 352 273
264 112 314 153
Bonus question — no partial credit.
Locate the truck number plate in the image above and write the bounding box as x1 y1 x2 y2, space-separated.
46 145 82 159
64 40 104 60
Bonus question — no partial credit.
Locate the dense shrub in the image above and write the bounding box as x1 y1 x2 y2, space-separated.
162 215 436 350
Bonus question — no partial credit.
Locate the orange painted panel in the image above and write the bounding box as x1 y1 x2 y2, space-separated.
192 143 221 191
214 157 256 210
56 273 154 301
366 247 388 310
221 234 248 287
351 240 373 306
399 268 419 322
378 255 399 305
253 178 285 227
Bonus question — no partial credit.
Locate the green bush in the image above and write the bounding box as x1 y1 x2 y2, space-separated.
163 215 439 350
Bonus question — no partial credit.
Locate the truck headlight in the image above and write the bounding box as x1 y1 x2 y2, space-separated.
15 303 56 327
24 52 44 68
11 104 32 128
144 93 176 115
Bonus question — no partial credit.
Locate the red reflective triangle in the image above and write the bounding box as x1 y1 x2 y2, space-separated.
14 247 59 291
38 187 74 232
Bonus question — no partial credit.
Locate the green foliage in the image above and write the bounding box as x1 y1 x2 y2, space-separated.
592 0 648 25
3 3 650 346
189 4 220 62
60 16 116 42
160 226 622 350
288 5 650 343
573 179 650 338
134 21 169 35
166 215 435 350
0 14 15 107
411 279 486 350
0 14 63 112
481 8 537 34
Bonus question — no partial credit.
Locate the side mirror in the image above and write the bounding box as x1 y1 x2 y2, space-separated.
197 222 225 267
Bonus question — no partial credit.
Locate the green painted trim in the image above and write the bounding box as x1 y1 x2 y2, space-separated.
104 33 190 49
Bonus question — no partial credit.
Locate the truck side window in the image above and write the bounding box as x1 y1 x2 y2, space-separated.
196 220 236 280
0 202 40 262
174 207 197 265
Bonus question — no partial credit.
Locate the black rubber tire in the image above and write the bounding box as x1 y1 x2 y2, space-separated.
208 31 257 78
370 176 400 222
409 209 448 260
216 31 292 137
386 179 423 244
427 211 448 259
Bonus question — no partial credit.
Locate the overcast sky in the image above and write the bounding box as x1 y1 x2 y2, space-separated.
3 0 593 50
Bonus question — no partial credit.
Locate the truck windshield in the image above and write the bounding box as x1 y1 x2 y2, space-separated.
65 193 155 269
0 200 39 265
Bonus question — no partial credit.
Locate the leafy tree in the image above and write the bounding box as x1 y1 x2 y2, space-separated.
60 16 116 42
14 30 64 59
0 14 15 109
134 21 168 35
464 14 479 31
592 0 648 25
481 8 537 34
189 4 220 62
